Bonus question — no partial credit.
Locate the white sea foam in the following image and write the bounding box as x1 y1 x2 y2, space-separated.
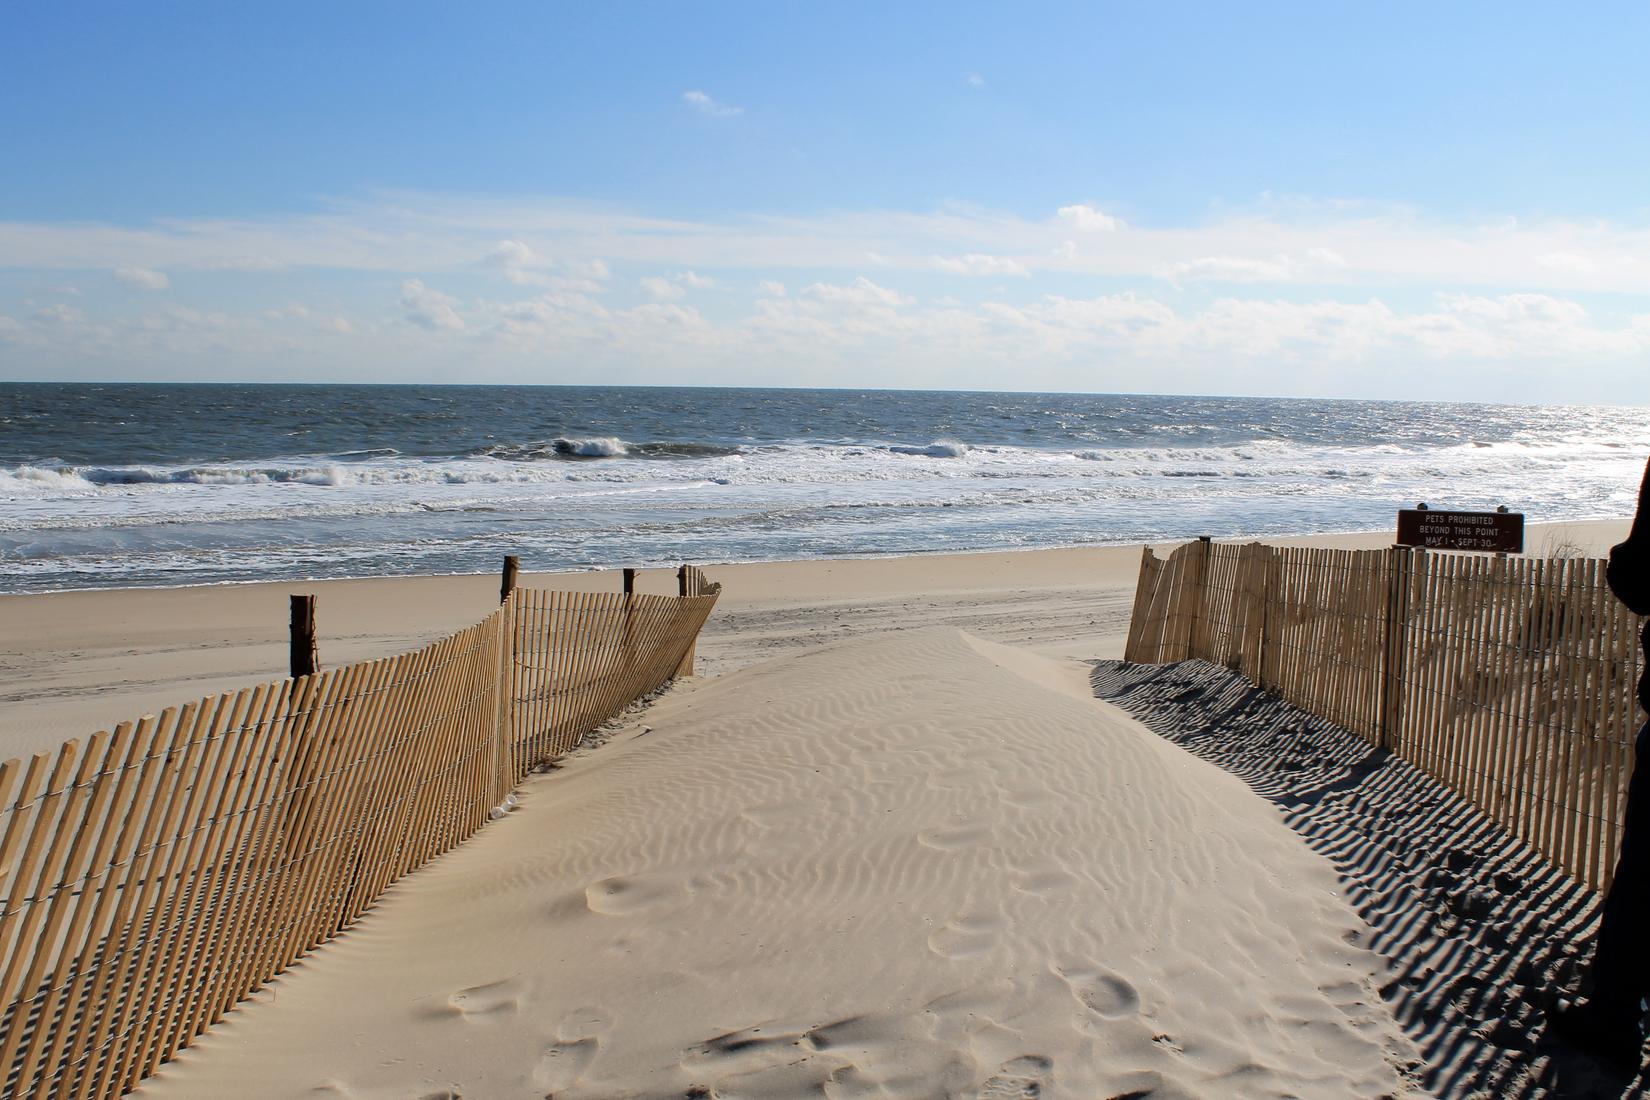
4 430 1644 592
553 436 628 457
889 440 970 457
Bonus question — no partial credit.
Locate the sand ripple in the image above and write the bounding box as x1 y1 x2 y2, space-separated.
138 628 1419 1099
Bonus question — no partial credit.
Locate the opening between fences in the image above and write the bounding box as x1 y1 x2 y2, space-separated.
0 566 721 1100
1124 539 1645 895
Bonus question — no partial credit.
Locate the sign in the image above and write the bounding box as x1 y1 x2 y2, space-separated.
1396 508 1524 553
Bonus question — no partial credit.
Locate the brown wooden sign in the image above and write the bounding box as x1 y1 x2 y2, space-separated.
1396 508 1524 553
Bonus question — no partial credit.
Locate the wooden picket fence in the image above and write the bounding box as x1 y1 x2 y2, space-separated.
0 567 720 1099
1125 540 1644 892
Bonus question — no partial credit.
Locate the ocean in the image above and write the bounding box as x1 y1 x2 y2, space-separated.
1 383 1645 594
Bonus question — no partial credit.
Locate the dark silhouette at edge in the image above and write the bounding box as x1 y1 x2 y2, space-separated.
1550 456 1650 1071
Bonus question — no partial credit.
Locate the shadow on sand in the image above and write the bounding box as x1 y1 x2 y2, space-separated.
1091 658 1645 1100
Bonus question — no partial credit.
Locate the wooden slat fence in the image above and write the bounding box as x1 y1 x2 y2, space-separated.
0 567 720 1099
1125 540 1644 892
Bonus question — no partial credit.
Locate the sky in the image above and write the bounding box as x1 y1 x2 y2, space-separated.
1 1 1648 402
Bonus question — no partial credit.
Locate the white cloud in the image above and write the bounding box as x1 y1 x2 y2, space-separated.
1538 251 1595 274
802 277 912 308
480 242 610 290
1057 204 1122 233
684 90 742 117
9 191 1650 297
1156 255 1297 283
640 276 684 300
137 306 235 333
31 303 84 325
481 239 559 286
399 279 464 330
9 276 1649 401
1155 249 1352 285
568 258 610 280
966 72 985 88
114 266 169 291
933 253 1030 277
8 188 1650 398
641 270 714 299
482 239 541 270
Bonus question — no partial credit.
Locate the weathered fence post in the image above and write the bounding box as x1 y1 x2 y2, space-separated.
495 557 519 801
289 595 317 678
1379 545 1414 752
500 555 519 604
621 568 638 663
1258 545 1280 691
676 565 696 676
1183 536 1212 661
1239 543 1267 682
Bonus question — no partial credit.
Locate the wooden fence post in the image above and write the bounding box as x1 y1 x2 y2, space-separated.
500 555 519 604
1379 545 1412 752
1184 536 1212 661
1258 546 1279 691
494 563 517 806
676 565 696 677
1239 543 1267 682
289 595 317 678
621 569 637 664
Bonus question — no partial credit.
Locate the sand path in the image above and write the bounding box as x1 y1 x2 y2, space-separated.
137 629 1419 1099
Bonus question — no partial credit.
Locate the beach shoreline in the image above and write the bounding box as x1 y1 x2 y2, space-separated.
1 518 1631 762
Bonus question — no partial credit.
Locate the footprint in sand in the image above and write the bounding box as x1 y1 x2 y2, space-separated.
928 914 1003 958
443 978 523 1020
979 1055 1054 1099
584 875 679 916
557 1005 612 1040
680 1024 809 1075
1057 966 1139 1018
533 1037 598 1092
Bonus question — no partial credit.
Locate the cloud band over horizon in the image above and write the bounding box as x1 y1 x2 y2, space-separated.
1 190 1647 403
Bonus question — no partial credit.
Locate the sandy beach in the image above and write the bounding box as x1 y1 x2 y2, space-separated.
0 518 1633 1098
1 520 1628 763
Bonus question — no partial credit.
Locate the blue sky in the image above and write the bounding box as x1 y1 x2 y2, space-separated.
2 1 1648 400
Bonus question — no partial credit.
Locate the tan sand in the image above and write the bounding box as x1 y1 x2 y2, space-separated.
1 519 1628 761
137 628 1422 1099
2 518 1630 1095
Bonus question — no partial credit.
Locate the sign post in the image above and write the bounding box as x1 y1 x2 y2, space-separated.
1395 506 1524 554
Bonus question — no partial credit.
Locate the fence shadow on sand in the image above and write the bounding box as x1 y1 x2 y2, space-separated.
1092 658 1644 1100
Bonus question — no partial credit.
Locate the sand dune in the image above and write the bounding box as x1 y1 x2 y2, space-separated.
139 629 1419 1099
